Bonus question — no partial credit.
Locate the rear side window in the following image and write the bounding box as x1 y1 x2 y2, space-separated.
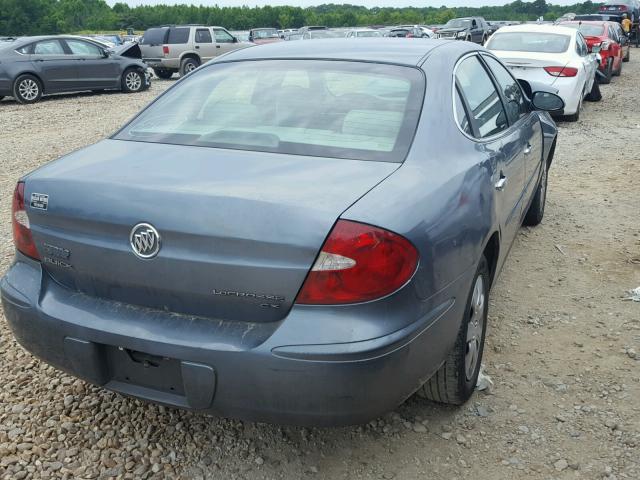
33 40 64 55
141 28 168 45
195 29 212 43
115 60 425 163
482 55 528 124
455 56 508 138
168 28 190 44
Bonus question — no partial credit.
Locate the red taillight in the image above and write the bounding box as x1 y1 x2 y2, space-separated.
162 45 169 56
295 220 419 305
544 66 578 77
12 182 40 260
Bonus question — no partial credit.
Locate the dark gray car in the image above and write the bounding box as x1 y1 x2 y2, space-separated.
0 35 150 104
1 39 562 426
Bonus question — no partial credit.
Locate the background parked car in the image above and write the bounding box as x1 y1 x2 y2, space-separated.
248 28 282 44
301 30 344 39
345 29 382 38
387 27 429 38
436 17 491 44
599 0 640 22
139 25 245 78
0 35 149 104
486 24 600 121
560 21 629 83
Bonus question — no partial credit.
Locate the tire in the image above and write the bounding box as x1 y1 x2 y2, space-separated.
600 58 613 84
13 74 42 104
419 256 489 405
523 160 548 226
613 58 622 76
179 57 199 77
466 35 472 42
585 77 602 102
121 68 144 93
0 95 4 101
564 107 580 122
482 34 488 45
153 68 174 79
623 47 630 62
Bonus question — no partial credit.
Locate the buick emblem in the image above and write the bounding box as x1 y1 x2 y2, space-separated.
130 223 161 259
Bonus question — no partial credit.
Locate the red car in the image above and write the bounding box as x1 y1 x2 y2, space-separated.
560 21 629 83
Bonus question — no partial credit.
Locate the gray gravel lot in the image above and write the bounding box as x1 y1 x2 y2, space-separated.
1 63 639 480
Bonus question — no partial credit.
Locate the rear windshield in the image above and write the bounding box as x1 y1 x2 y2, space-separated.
141 28 167 45
115 60 425 163
562 23 605 36
487 32 571 53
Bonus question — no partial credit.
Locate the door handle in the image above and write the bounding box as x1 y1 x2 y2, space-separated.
195 45 200 49
216 45 221 48
524 143 532 155
495 175 507 191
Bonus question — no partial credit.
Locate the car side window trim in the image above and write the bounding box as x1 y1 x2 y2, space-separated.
452 52 522 143
478 53 531 128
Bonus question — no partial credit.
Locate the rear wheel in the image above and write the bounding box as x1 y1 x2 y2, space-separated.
523 160 548 226
613 57 622 76
623 46 631 61
153 68 174 79
179 57 199 77
122 68 144 93
419 256 489 405
600 58 613 84
13 74 42 104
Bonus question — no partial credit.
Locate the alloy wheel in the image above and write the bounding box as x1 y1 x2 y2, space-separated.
465 275 485 381
125 72 142 91
18 79 39 101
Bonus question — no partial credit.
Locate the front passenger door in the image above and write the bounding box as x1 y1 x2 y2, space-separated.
63 39 120 89
213 28 237 56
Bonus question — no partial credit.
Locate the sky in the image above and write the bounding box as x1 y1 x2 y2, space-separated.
107 0 578 7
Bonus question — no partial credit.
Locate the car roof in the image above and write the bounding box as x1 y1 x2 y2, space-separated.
218 38 466 66
492 24 578 36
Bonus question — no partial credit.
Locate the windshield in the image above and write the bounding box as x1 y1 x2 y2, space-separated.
561 23 605 36
445 19 472 28
487 32 571 53
253 29 279 39
115 60 425 163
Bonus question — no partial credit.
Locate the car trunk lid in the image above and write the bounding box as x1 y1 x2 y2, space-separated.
24 140 399 322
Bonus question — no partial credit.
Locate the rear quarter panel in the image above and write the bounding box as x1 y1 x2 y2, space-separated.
342 44 499 333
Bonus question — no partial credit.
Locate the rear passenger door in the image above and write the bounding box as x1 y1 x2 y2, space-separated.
482 54 543 218
194 28 217 63
30 39 77 93
455 54 526 248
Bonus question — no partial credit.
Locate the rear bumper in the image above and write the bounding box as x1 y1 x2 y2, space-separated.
1 255 468 426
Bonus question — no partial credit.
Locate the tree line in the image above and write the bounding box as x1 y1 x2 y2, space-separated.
0 0 603 36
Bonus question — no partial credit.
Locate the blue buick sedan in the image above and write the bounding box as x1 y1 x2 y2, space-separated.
1 39 562 425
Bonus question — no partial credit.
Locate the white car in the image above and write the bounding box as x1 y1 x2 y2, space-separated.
486 24 600 121
345 29 382 38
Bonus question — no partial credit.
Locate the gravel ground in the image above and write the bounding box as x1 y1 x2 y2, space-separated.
0 60 639 480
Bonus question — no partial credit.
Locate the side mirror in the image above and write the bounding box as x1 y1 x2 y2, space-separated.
233 36 238 43
531 91 564 112
102 49 110 58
